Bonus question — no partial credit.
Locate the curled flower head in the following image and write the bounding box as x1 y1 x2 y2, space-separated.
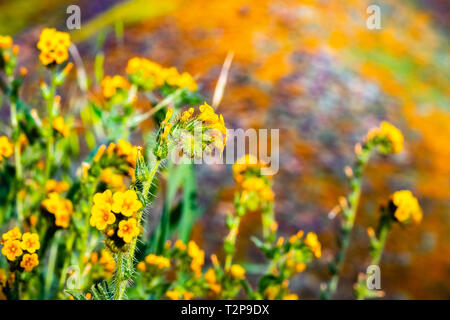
37 28 71 66
365 121 404 154
20 253 39 272
0 136 13 161
45 179 69 194
391 190 422 224
117 218 140 243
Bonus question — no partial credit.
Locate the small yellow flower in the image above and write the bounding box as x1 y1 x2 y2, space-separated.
0 136 13 161
144 254 171 269
283 293 299 300
166 289 181 300
0 35 13 49
304 232 321 258
90 203 115 231
52 116 70 137
392 190 423 224
204 268 217 284
295 262 306 273
101 75 130 99
2 227 22 241
45 179 69 193
117 218 140 243
112 190 142 217
187 241 205 277
230 264 246 279
1 240 23 261
93 144 106 162
20 233 40 253
183 291 194 300
20 253 39 272
137 261 146 272
93 189 114 207
174 239 186 251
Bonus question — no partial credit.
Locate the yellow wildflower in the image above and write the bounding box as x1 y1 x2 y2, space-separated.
112 190 142 217
117 218 140 243
0 136 13 161
304 232 322 258
0 35 13 49
93 189 114 207
93 144 106 162
101 75 130 99
37 28 71 66
174 239 186 251
392 190 423 224
90 203 115 231
52 116 70 137
20 233 40 253
166 289 181 300
144 254 171 269
137 261 146 272
283 293 299 300
1 240 23 261
2 227 21 241
187 241 205 277
230 264 246 279
100 168 126 191
183 291 194 300
45 179 69 193
20 253 39 272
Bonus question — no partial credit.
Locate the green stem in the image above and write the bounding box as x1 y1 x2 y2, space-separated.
127 159 161 268
113 251 126 300
224 216 241 271
356 212 391 300
44 231 60 299
324 145 373 299
9 90 23 224
44 71 56 182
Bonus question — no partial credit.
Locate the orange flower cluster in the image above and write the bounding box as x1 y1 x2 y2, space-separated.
95 139 138 169
37 28 71 66
52 116 70 137
1 227 40 272
126 57 197 91
90 189 142 246
45 179 69 194
101 75 130 99
41 193 74 228
391 190 423 224
88 249 116 278
187 241 205 278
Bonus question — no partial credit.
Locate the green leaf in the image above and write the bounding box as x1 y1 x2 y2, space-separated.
64 289 87 300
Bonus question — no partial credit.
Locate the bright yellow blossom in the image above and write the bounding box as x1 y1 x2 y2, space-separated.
20 253 39 272
2 227 21 241
90 203 116 231
20 233 40 253
0 35 13 49
45 179 69 193
392 190 423 224
112 190 142 217
117 218 140 243
0 136 13 161
37 28 71 66
230 264 246 279
101 75 130 99
1 240 23 261
304 232 322 258
52 116 70 137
